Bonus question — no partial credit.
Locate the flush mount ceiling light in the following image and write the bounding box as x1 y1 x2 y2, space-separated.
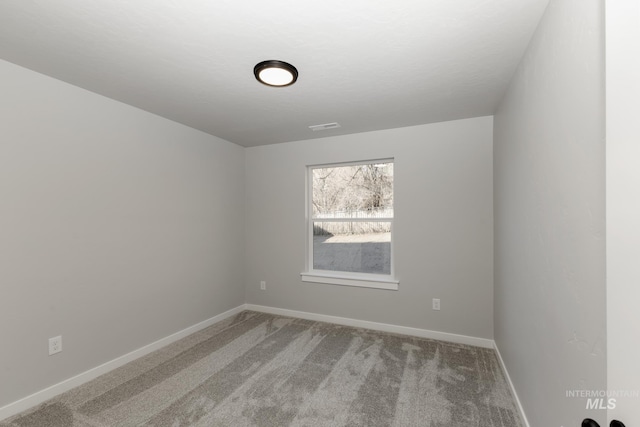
254 60 298 87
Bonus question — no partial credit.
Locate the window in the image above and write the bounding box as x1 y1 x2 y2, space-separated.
301 159 398 290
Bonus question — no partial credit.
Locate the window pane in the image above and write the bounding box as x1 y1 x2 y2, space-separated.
313 221 391 275
312 162 393 219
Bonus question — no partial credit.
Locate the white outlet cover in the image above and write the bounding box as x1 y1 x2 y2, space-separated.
48 336 62 355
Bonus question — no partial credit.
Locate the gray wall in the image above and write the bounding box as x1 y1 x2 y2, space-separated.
0 60 246 408
245 117 494 339
606 1 640 423
493 1 606 426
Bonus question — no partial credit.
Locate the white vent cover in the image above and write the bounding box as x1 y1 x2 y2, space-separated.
308 122 341 131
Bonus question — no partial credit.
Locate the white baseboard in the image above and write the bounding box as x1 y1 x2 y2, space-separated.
494 342 530 427
245 304 495 349
0 304 246 422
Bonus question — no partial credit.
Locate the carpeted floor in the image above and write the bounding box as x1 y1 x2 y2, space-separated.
1 311 523 426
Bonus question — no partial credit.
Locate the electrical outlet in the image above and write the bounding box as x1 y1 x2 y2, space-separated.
260 281 266 290
49 336 62 355
432 299 441 311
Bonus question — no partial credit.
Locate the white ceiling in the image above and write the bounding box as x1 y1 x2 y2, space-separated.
0 0 549 147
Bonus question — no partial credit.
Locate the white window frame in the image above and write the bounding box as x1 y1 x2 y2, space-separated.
301 159 399 290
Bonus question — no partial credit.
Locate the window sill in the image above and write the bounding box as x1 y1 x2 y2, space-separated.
300 272 399 290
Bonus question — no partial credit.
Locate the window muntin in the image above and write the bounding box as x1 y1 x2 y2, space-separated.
308 160 394 280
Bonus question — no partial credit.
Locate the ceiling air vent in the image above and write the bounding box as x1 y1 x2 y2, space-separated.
309 122 341 132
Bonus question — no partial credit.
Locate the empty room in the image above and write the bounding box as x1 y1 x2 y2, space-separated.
1 1 638 426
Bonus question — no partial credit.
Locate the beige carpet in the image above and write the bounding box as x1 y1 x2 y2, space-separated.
1 311 523 426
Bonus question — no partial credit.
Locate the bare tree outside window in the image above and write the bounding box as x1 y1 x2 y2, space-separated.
310 161 394 275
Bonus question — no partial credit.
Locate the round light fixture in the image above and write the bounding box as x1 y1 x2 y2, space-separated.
254 60 298 87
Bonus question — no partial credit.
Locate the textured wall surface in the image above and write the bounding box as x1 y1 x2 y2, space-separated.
0 60 246 408
245 117 494 340
493 1 606 425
